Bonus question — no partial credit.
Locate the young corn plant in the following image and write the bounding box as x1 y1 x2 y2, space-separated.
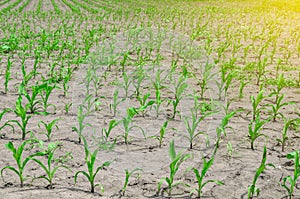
74 136 111 193
248 146 275 199
217 111 236 137
183 110 207 149
20 58 34 87
238 78 249 99
198 62 215 99
1 140 44 187
132 65 147 98
267 94 294 122
281 150 300 199
119 72 132 98
10 95 32 140
170 75 188 119
64 102 72 115
157 140 192 196
90 68 103 97
136 92 155 117
120 168 143 196
226 142 233 158
4 56 12 94
250 90 265 121
277 118 300 152
61 67 73 97
191 155 224 198
152 69 165 118
120 108 145 144
255 57 268 86
270 73 285 104
149 120 168 148
98 119 119 150
110 89 124 117
120 51 129 72
31 142 69 189
82 94 101 115
72 105 91 144
19 83 46 114
248 113 269 150
39 82 57 114
216 68 236 100
38 118 61 142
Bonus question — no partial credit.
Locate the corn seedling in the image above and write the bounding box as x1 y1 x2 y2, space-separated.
38 118 61 142
191 155 224 198
183 109 209 149
198 61 215 99
226 142 233 158
170 75 188 119
157 140 192 196
189 91 202 118
31 142 69 189
4 56 12 94
166 59 178 83
98 119 119 150
9 95 32 140
270 74 286 104
136 92 155 117
250 90 265 120
110 89 124 117
217 111 236 137
216 67 236 100
277 118 300 152
290 112 300 132
248 113 269 150
64 102 72 115
282 150 300 199
120 168 143 196
238 78 250 99
74 136 111 193
1 140 44 187
266 94 294 122
90 69 103 97
132 65 147 97
72 105 92 144
255 57 268 86
20 57 34 87
149 120 168 148
248 146 275 199
19 83 46 114
152 69 165 118
82 94 100 115
39 82 57 114
119 72 132 98
120 51 129 72
120 108 145 144
61 67 73 97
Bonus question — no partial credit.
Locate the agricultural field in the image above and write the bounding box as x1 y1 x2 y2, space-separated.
0 0 300 198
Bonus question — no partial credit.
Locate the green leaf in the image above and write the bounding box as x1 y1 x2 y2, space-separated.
169 141 176 161
74 171 90 184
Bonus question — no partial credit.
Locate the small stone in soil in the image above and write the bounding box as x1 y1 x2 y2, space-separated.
4 182 13 187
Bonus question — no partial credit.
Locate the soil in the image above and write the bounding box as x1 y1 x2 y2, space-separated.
0 0 300 199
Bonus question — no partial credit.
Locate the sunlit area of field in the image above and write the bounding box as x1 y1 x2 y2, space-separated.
0 0 299 198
